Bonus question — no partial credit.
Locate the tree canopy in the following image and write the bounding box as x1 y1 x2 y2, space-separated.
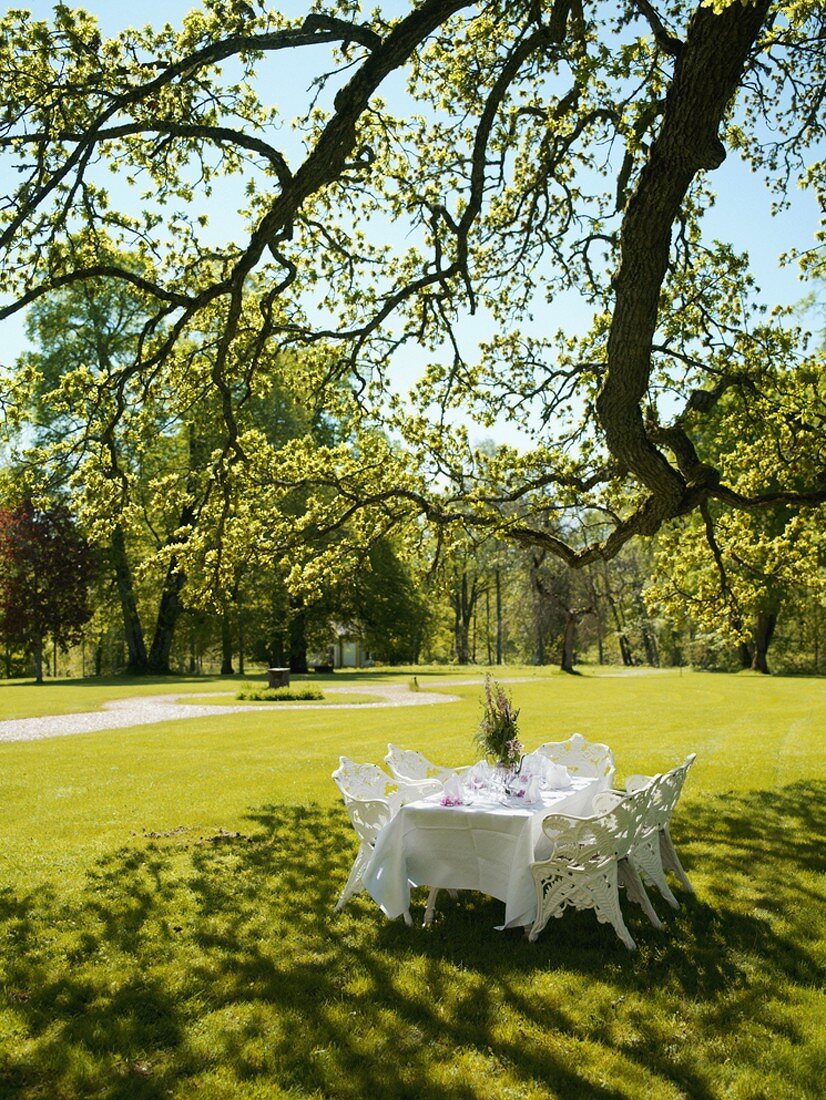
0 0 824 605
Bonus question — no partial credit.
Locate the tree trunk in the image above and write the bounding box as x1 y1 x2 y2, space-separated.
237 596 245 676
33 631 44 683
485 588 492 665
454 612 470 664
147 492 197 674
188 623 197 675
596 2 772 530
220 603 234 675
147 557 186 673
560 614 577 674
751 608 778 675
530 554 546 665
635 593 659 667
451 571 479 664
813 602 821 675
289 605 309 673
535 612 545 666
738 641 753 670
110 524 148 673
586 566 605 665
606 591 634 666
495 567 503 665
601 563 634 666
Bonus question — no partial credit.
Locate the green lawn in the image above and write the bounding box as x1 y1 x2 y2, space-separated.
0 667 824 1098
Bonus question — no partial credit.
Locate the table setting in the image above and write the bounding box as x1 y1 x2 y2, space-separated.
440 754 577 808
359 677 600 928
334 677 696 950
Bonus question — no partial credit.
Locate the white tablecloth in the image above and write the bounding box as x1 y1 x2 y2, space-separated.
362 776 596 928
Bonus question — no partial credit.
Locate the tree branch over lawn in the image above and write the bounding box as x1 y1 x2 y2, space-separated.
1 0 824 599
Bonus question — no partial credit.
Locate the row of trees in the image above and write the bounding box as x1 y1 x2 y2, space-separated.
1 471 822 679
0 1 824 682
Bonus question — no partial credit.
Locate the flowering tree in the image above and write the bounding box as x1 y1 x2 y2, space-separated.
0 499 97 682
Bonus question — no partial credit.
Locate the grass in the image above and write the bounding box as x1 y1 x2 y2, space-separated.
0 666 824 1098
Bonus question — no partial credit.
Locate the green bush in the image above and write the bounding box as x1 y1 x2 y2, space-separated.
235 684 324 702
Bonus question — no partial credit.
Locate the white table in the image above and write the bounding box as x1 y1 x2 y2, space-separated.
362 776 597 928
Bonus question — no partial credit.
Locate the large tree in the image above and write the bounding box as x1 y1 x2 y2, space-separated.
14 277 156 671
0 0 824 596
0 497 96 682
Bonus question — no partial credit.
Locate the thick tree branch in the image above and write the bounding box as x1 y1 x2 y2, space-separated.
630 0 684 58
596 0 772 529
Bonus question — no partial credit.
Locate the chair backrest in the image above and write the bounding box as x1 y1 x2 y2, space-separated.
645 753 697 831
590 786 653 860
332 756 405 813
332 756 440 815
343 796 392 846
535 733 615 790
538 812 619 870
385 743 457 783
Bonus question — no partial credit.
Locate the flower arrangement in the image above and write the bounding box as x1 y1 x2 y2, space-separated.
475 675 523 768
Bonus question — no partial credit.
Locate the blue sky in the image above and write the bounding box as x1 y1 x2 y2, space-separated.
2 1 822 446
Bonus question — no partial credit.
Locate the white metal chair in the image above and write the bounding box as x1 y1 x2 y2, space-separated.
333 796 395 917
591 786 663 930
332 756 439 814
383 747 470 925
625 753 697 899
385 743 468 784
534 733 615 793
529 811 637 950
529 786 662 950
332 757 440 921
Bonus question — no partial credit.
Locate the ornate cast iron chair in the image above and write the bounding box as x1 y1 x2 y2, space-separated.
332 756 439 814
535 732 616 793
385 743 468 784
529 786 661 951
590 785 663 929
625 753 697 900
332 757 440 921
333 796 396 918
529 811 637 950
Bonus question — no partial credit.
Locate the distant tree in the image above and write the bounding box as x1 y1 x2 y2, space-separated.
647 353 825 674
353 538 431 664
0 499 96 682
14 277 152 672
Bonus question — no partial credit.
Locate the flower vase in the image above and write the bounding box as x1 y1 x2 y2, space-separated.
494 759 520 795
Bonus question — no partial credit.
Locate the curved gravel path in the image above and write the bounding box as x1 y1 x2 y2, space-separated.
0 682 463 744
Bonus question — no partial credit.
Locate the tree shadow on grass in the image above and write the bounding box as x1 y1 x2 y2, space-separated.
0 782 823 1099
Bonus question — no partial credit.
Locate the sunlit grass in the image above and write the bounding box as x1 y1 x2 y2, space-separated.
0 667 824 1098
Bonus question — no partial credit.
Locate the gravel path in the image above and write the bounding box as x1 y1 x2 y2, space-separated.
0 682 463 744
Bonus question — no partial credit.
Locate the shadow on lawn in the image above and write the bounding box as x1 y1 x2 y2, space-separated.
1 781 823 1099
